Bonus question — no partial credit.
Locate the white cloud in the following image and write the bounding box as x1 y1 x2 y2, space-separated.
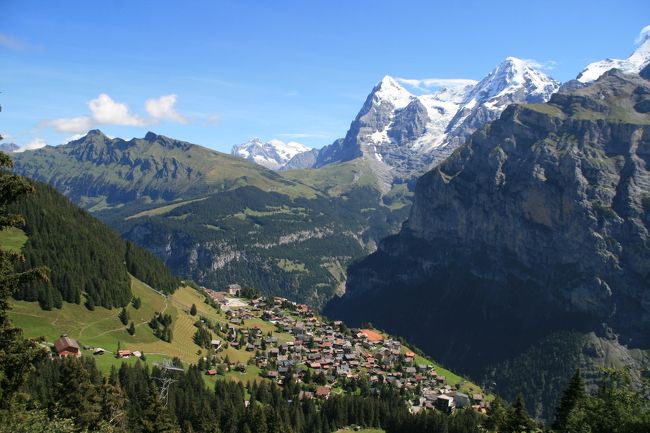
396 77 478 91
64 133 87 143
145 94 188 124
521 58 557 71
89 93 146 126
44 116 93 134
0 33 28 51
636 25 650 44
205 114 220 126
16 138 47 152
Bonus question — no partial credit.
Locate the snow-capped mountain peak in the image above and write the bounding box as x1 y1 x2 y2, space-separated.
463 57 559 107
628 33 650 67
371 75 414 109
577 28 650 83
232 138 311 170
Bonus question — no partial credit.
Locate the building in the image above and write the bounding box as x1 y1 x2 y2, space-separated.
359 329 384 343
53 335 81 358
435 395 455 414
227 284 241 296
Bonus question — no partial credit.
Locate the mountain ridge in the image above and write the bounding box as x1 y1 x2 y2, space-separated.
314 57 559 187
326 66 650 419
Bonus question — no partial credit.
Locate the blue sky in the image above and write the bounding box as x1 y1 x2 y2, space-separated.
1 0 649 153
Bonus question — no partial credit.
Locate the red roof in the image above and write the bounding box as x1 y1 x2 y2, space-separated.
360 329 384 342
54 336 80 354
315 386 331 397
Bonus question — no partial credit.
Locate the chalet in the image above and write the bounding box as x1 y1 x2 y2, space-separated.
315 386 331 399
117 350 132 358
54 336 81 358
206 369 217 376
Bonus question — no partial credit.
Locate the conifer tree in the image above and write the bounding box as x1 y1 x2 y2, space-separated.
139 382 177 433
127 321 136 336
0 151 48 411
552 369 586 432
119 307 129 325
506 394 535 433
190 303 197 316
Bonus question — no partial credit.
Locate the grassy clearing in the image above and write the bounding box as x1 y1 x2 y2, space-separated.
8 276 204 370
126 197 209 220
276 258 307 272
0 227 28 252
283 159 379 197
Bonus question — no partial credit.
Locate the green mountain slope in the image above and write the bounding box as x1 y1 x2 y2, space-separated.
13 132 411 306
13 130 317 213
1 181 180 309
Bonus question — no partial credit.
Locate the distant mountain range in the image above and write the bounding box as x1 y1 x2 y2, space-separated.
231 138 314 170
315 57 560 189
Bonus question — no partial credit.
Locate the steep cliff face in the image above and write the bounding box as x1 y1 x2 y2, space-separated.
326 68 650 415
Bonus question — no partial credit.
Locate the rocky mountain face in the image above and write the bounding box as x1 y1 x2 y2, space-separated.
314 58 559 187
231 138 313 170
280 148 320 171
577 32 650 83
326 67 650 418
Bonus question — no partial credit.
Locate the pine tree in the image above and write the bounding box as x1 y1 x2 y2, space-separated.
119 307 129 325
56 357 101 430
139 382 177 433
190 303 197 316
132 296 142 309
0 151 48 410
506 394 535 433
552 369 586 432
128 321 136 336
484 396 508 432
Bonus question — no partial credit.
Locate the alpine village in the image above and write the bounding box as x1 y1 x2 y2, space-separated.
1 3 650 433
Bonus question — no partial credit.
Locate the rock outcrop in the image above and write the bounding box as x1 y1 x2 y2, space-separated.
326 67 650 416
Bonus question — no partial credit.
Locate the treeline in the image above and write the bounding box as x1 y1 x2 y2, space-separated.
125 241 181 294
9 182 180 309
19 355 491 433
123 185 409 306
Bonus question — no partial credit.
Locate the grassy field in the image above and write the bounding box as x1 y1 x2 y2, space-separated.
0 227 28 252
8 277 207 371
283 159 379 197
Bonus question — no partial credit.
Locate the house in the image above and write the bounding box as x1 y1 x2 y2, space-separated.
211 339 222 350
54 336 81 358
93 347 107 355
206 369 217 376
359 329 383 343
117 350 132 358
454 392 471 408
227 284 241 296
315 386 331 399
435 395 455 414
